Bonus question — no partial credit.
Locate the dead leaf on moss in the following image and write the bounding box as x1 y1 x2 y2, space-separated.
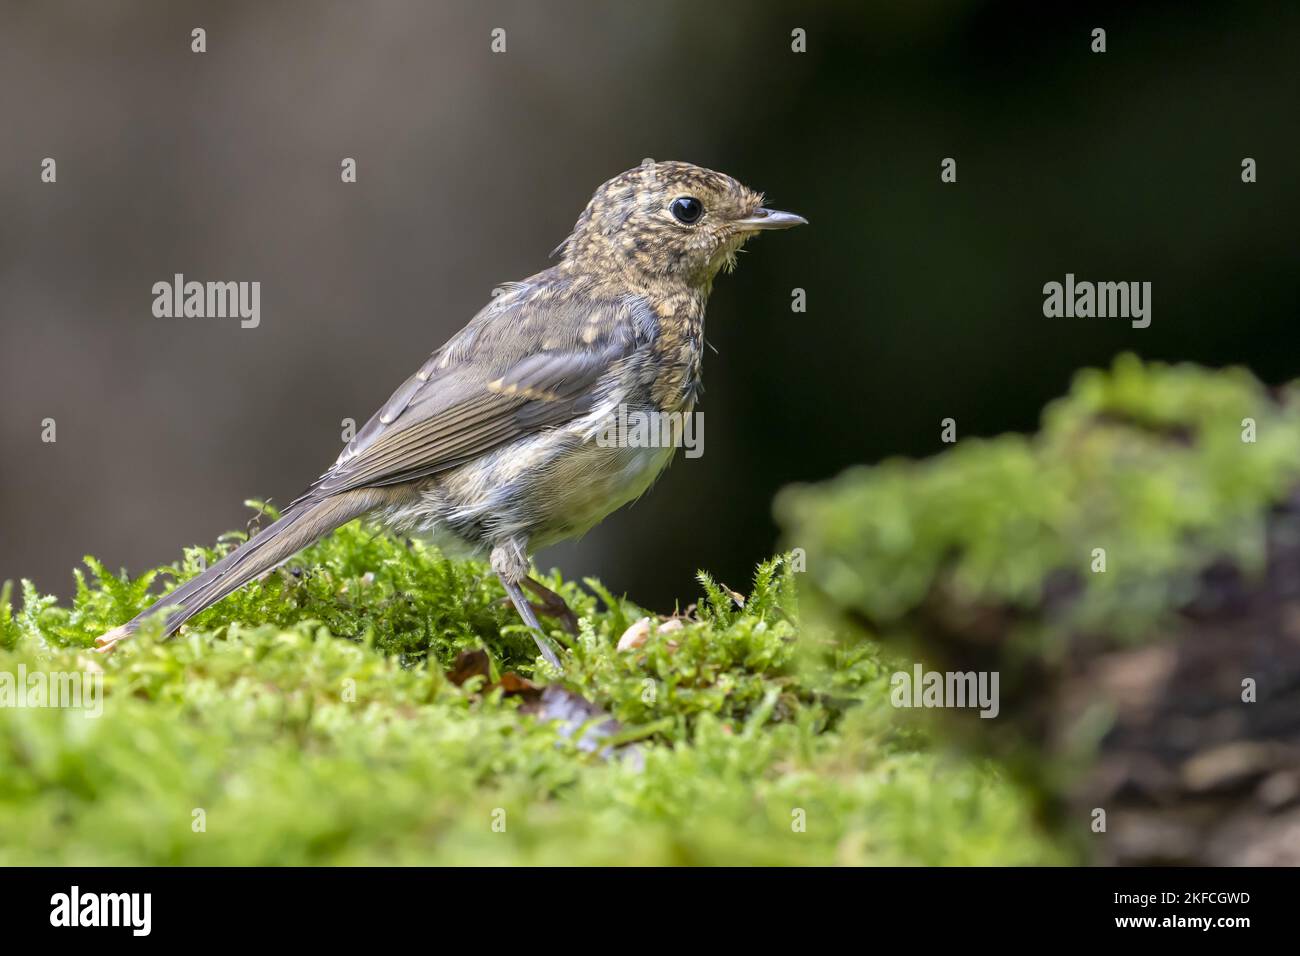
447 648 542 700
447 648 491 685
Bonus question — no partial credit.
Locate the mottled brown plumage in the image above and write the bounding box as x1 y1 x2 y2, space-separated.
98 161 805 667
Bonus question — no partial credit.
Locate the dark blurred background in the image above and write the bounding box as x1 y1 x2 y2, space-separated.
2 1 1297 611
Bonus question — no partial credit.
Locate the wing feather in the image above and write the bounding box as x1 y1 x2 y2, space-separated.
301 283 657 499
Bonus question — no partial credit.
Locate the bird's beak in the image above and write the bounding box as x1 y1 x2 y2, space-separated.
734 207 808 231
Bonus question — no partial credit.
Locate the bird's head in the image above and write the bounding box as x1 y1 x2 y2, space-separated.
558 160 806 289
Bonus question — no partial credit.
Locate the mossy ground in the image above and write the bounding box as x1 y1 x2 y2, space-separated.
0 521 1060 865
775 357 1300 856
12 356 1271 867
778 355 1300 651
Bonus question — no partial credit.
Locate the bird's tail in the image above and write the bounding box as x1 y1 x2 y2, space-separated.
95 491 383 652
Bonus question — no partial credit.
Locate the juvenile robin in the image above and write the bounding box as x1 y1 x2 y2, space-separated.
97 161 806 667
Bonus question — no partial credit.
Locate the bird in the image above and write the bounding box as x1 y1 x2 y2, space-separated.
96 161 806 667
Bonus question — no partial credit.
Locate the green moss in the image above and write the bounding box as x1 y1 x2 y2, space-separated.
773 357 1300 859
777 355 1300 645
8 357 1288 865
0 525 1059 865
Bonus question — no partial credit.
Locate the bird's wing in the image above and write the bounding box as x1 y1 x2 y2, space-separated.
302 282 658 499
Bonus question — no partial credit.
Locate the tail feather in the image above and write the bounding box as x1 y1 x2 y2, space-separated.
96 491 382 651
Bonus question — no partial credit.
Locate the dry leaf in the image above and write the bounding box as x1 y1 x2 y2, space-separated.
447 648 491 686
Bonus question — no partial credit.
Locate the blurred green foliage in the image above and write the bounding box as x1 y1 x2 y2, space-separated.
777 357 1300 856
778 356 1300 646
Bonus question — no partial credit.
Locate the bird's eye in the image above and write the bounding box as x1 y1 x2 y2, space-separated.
670 196 703 224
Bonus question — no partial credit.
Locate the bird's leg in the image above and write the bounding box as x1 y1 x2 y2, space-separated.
491 541 563 669
498 577 563 668
521 576 579 636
